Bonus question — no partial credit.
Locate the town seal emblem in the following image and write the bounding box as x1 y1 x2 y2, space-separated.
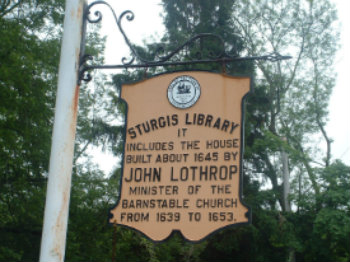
167 75 201 109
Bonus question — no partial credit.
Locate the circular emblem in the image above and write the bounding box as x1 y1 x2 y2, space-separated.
167 75 201 109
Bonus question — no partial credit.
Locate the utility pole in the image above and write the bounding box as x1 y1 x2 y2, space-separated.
39 0 86 261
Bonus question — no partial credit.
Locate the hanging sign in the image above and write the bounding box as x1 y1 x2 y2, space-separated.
109 71 251 242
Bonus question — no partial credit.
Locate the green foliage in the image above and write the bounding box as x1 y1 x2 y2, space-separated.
1 0 348 261
157 0 254 74
0 1 112 261
304 161 350 261
64 163 118 262
0 2 62 260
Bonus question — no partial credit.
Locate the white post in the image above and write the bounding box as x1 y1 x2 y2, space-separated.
39 0 86 261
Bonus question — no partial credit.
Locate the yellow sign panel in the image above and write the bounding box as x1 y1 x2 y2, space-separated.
109 71 251 242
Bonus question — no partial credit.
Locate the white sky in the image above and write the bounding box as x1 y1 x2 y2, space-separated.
327 0 350 164
91 0 349 173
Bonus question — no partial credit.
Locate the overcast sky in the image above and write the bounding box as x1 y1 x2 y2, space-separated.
327 0 350 164
93 0 349 173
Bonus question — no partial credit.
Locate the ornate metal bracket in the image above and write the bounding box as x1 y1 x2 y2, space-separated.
79 1 292 83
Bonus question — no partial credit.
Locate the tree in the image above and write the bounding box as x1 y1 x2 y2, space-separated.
0 1 63 260
160 0 253 74
231 0 349 261
232 0 338 208
0 1 112 261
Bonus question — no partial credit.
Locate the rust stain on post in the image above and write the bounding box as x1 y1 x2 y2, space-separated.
70 84 80 135
77 0 83 20
73 84 80 116
52 179 70 261
70 8 75 19
75 47 80 72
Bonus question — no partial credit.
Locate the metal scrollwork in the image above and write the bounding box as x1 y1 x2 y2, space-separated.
79 0 292 83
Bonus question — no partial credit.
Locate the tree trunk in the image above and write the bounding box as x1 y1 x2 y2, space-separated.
281 138 295 262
